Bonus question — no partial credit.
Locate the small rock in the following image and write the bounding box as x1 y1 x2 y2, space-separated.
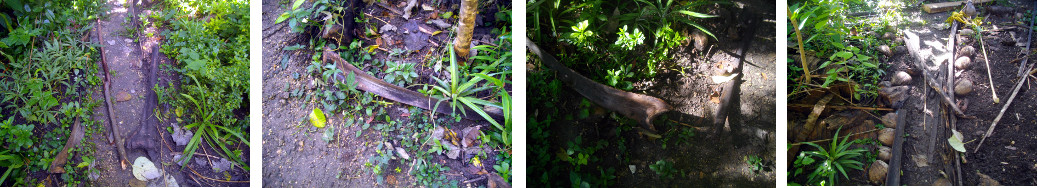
869 160 888 185
877 146 892 161
932 178 951 186
957 46 975 58
880 113 897 128
955 56 972 70
891 71 912 85
879 45 893 57
116 91 132 102
879 81 892 87
895 46 906 55
379 24 398 34
955 79 973 96
882 32 895 40
430 19 452 29
297 140 304 152
977 172 1001 186
879 128 895 146
629 165 636 174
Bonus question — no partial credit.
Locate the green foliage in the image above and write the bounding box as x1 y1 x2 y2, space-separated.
648 160 677 179
159 0 250 172
276 0 331 33
792 127 867 186
788 0 895 104
745 155 764 173
383 61 418 87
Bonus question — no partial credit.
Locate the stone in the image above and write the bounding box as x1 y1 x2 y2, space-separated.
116 91 132 102
895 46 906 55
955 56 972 70
879 128 895 146
821 110 863 130
869 160 888 185
955 79 973 96
132 157 161 181
877 146 892 161
891 71 912 86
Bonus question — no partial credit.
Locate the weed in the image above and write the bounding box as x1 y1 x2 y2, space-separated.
792 127 867 186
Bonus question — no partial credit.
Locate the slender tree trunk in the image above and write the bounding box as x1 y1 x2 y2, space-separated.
453 0 479 65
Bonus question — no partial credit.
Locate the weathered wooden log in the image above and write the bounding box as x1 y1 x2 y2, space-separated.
526 37 671 132
323 48 505 122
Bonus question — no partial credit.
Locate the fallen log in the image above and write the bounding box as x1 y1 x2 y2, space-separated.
526 37 671 132
323 48 505 122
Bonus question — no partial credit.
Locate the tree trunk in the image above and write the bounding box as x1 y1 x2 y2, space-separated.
453 0 479 65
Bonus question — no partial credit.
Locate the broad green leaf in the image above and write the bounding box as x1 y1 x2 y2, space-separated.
292 0 305 10
948 129 966 152
310 108 327 128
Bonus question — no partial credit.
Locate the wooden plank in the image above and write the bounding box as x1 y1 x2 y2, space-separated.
922 0 994 13
886 109 907 185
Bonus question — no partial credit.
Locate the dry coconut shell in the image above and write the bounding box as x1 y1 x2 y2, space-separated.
955 79 973 96
955 56 972 70
879 45 893 57
957 46 975 58
879 128 895 146
877 146 892 161
891 71 912 86
869 160 889 185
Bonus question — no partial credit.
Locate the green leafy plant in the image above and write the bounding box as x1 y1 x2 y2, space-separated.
794 127 867 186
649 160 677 179
430 44 502 128
383 61 418 87
745 155 764 173
276 0 334 33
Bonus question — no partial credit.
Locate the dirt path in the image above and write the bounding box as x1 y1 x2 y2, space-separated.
85 0 248 186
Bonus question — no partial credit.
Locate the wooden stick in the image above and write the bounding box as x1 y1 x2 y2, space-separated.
975 66 1033 152
789 128 881 146
788 104 893 111
974 24 1000 103
97 18 129 170
787 6 811 85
